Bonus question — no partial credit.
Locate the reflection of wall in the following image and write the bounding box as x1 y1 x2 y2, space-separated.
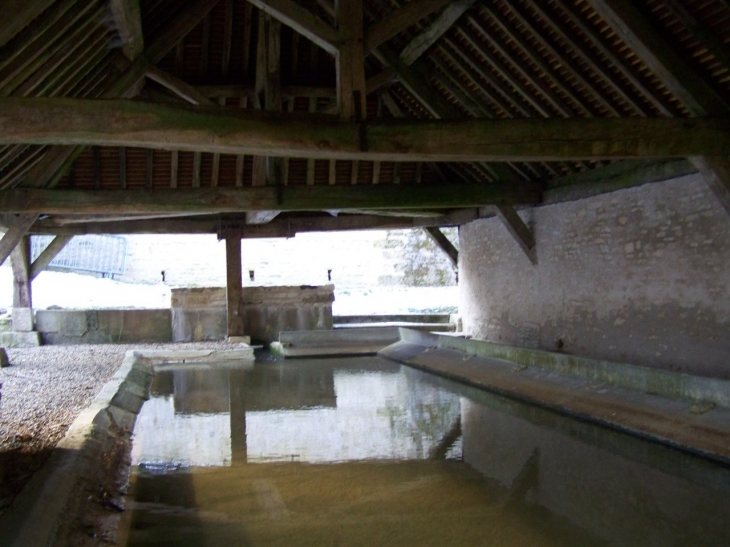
461 399 730 546
241 363 336 411
246 370 460 463
132 397 232 467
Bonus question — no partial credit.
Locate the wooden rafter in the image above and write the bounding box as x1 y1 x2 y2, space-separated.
19 0 220 190
2 98 730 162
364 0 452 53
247 0 339 55
586 0 730 215
0 0 55 48
399 0 478 66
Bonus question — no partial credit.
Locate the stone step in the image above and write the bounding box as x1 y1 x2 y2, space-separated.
334 313 452 325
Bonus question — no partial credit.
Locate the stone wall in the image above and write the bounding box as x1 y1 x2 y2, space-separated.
171 285 334 344
35 309 172 345
459 174 730 378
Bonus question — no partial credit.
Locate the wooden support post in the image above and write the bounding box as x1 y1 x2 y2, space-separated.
336 0 367 121
494 206 537 265
29 235 72 280
109 0 144 61
10 235 33 332
423 227 458 268
225 233 244 338
0 213 39 266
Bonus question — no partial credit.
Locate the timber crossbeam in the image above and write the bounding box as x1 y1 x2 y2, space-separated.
0 184 541 216
1 99 730 162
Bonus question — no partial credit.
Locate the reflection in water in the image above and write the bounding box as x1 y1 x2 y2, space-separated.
120 356 730 547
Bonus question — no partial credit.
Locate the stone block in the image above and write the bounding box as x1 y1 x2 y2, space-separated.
0 331 41 347
11 308 34 332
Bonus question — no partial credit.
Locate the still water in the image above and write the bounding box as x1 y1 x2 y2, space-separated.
118 355 730 546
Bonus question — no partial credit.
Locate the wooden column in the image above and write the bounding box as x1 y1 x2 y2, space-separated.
10 235 33 332
225 233 244 338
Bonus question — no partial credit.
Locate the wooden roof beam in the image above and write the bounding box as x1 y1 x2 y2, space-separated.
0 184 540 216
30 210 478 236
110 0 144 61
364 0 452 54
2 98 729 162
247 0 339 55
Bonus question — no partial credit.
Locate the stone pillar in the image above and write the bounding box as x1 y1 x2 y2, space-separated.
225 233 245 339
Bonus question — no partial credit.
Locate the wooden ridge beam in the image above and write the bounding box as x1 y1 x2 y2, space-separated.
110 0 144 61
364 0 452 53
2 98 730 162
423 226 458 267
247 0 339 55
29 234 72 280
0 184 540 216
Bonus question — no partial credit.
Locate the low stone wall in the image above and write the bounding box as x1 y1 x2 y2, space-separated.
171 285 334 344
35 309 172 345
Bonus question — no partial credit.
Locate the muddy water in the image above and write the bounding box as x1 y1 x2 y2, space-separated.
118 355 730 547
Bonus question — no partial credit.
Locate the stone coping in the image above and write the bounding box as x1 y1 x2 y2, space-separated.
396 329 730 408
0 347 254 547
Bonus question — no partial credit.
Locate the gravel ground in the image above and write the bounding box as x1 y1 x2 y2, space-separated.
0 341 240 514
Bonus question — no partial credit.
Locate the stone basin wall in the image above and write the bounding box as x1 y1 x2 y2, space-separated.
171 285 334 344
